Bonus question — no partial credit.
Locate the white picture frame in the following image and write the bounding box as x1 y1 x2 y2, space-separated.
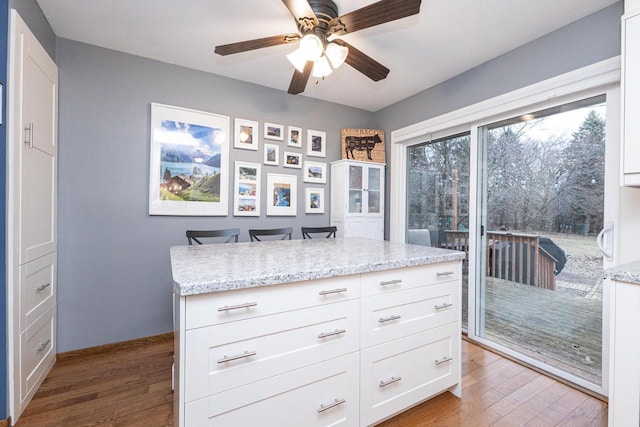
233 161 261 216
264 122 284 141
288 126 302 148
149 103 229 216
303 161 327 184
264 143 279 166
283 151 302 169
307 129 326 157
266 173 297 216
305 187 325 214
234 118 259 150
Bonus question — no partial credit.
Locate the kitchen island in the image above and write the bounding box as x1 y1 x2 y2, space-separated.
171 238 465 426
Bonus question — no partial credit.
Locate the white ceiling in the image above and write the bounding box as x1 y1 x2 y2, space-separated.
35 0 618 112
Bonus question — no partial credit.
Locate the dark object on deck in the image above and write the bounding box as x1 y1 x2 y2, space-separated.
538 237 566 274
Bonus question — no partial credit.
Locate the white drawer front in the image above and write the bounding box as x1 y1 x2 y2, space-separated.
360 323 460 426
20 253 56 331
361 282 457 348
185 274 360 330
185 352 359 427
20 305 56 401
185 299 360 401
361 262 459 297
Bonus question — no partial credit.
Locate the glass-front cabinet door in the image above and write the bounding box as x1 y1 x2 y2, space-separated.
348 165 364 213
367 167 381 214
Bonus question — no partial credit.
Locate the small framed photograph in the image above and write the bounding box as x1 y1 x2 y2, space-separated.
264 122 284 141
307 129 326 157
267 173 297 216
303 161 327 184
305 187 325 214
233 161 261 216
288 126 302 148
264 143 279 166
234 118 259 150
283 151 302 169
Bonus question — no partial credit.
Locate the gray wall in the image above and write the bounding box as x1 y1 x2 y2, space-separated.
9 0 55 59
373 2 623 239
56 39 373 351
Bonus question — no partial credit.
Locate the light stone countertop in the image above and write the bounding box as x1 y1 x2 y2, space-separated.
604 260 640 285
170 237 465 296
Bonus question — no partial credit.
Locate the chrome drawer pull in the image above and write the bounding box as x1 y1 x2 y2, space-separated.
319 288 347 296
217 350 256 364
436 271 455 277
379 279 402 286
36 283 51 293
36 339 51 353
217 302 257 312
317 397 346 413
318 329 346 339
379 376 402 387
434 302 453 310
435 356 453 365
378 315 402 323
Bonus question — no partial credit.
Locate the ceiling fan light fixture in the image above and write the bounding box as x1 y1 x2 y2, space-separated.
286 47 309 73
299 33 323 61
325 42 348 69
312 55 333 79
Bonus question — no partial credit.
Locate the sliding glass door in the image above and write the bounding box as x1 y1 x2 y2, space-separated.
475 96 607 388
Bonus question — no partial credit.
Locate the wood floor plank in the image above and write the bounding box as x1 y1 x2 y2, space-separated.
14 333 607 427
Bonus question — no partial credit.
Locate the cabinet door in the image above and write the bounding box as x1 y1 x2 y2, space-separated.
14 12 58 265
367 166 382 214
348 164 364 213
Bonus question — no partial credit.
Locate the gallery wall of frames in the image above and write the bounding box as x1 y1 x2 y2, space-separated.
148 103 330 218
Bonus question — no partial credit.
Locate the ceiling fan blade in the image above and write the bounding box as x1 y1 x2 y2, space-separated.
329 0 421 35
333 39 389 82
215 33 300 56
288 61 314 94
281 0 318 30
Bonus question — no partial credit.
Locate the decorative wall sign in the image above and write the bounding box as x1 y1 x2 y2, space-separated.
264 143 279 166
149 103 229 216
264 122 284 141
267 173 297 216
288 126 302 148
305 187 325 214
341 128 386 163
303 161 327 184
233 161 261 216
307 129 326 157
234 118 259 150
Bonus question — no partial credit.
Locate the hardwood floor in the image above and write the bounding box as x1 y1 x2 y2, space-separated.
15 335 607 426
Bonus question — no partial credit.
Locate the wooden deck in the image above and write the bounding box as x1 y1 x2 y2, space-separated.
463 276 602 385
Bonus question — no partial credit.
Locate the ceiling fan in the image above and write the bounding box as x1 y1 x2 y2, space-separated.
214 0 422 95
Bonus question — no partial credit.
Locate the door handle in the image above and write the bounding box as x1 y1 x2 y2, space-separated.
596 221 613 262
24 123 34 148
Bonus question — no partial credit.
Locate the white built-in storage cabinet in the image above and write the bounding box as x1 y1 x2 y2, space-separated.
331 160 385 239
606 265 640 427
622 5 640 185
172 242 462 426
8 10 59 421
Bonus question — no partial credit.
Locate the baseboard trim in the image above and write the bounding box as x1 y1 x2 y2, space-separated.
57 332 174 361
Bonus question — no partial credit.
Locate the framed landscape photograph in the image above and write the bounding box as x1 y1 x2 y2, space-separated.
266 173 297 216
303 161 327 184
148 103 229 216
305 187 324 214
288 126 302 148
283 151 302 169
264 122 284 141
264 143 279 166
233 161 261 216
234 118 259 150
307 129 326 157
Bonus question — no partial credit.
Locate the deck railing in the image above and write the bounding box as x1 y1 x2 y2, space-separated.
442 230 557 290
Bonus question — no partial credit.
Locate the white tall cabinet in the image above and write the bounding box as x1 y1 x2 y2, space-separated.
8 10 58 422
330 160 385 239
621 5 640 185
